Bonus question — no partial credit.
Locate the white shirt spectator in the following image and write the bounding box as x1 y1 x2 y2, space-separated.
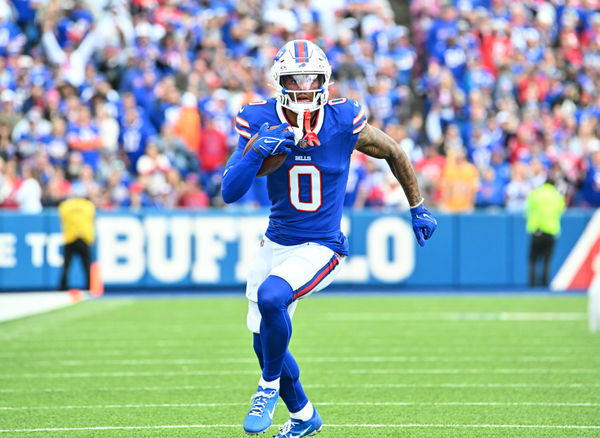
16 172 42 213
136 144 172 197
42 27 98 88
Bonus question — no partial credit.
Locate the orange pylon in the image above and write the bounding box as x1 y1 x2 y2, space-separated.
90 262 104 298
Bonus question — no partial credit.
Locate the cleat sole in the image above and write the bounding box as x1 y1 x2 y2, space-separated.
309 424 323 436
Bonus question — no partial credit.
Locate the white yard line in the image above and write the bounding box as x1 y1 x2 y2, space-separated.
323 312 587 321
0 367 598 379
0 346 596 358
9 354 592 367
351 368 600 375
1 423 600 433
1 401 599 411
2 382 600 393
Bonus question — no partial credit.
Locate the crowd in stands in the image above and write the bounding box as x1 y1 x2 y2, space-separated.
0 0 598 214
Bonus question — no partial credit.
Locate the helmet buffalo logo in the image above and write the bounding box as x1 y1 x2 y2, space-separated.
274 48 287 62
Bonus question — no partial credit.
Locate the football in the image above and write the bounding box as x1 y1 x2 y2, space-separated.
242 128 289 177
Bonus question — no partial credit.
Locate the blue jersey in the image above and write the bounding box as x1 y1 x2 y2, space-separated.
231 98 367 255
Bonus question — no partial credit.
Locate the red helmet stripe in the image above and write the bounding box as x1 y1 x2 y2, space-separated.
295 40 308 63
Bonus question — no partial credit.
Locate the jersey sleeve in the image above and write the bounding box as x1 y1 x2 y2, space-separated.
234 106 252 140
222 104 267 203
350 99 367 135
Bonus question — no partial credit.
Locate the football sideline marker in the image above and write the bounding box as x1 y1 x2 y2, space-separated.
1 423 600 433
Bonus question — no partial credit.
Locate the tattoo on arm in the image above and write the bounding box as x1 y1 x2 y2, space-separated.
355 124 422 206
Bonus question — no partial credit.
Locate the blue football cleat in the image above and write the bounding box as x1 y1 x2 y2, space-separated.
243 385 279 434
273 407 323 438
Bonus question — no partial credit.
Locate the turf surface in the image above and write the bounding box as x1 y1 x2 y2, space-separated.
0 294 599 437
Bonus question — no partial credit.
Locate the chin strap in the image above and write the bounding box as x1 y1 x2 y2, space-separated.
302 108 321 147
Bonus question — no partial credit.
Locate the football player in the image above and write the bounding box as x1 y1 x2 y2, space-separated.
221 39 437 438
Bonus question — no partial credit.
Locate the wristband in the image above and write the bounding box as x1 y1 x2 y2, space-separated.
410 197 425 209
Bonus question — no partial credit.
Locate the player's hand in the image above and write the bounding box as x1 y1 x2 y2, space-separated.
410 202 437 247
252 123 294 157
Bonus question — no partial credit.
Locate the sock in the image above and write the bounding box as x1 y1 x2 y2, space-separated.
290 401 314 421
254 333 309 413
259 376 280 390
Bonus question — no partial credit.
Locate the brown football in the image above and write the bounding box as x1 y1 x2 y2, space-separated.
242 128 289 177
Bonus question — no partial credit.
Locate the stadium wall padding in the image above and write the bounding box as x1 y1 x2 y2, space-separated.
0 209 593 291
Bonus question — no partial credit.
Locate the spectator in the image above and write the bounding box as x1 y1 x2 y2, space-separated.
41 4 98 88
42 166 71 207
43 117 69 167
0 158 21 208
171 92 201 154
119 106 155 173
121 180 154 209
95 102 120 154
66 105 103 171
475 166 504 209
439 147 479 213
581 147 600 207
178 173 209 208
198 115 229 199
136 141 171 197
0 89 20 132
15 164 42 213
414 145 446 207
70 164 100 202
505 161 533 213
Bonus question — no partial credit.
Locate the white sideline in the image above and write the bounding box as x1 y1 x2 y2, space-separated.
1 423 600 433
0 292 78 323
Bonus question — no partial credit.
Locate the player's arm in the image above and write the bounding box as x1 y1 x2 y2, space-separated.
355 123 437 246
355 123 422 206
221 145 261 204
221 123 294 204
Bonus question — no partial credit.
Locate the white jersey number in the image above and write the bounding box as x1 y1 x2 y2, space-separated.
289 165 322 212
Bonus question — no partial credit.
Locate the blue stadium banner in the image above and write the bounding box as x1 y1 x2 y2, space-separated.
0 209 593 291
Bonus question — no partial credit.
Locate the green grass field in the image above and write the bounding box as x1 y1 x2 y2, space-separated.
1 294 599 437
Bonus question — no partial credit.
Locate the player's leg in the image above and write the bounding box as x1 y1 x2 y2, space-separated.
244 275 294 434
254 332 321 438
243 241 282 435
257 275 294 381
245 295 301 434
270 245 342 438
253 333 309 413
